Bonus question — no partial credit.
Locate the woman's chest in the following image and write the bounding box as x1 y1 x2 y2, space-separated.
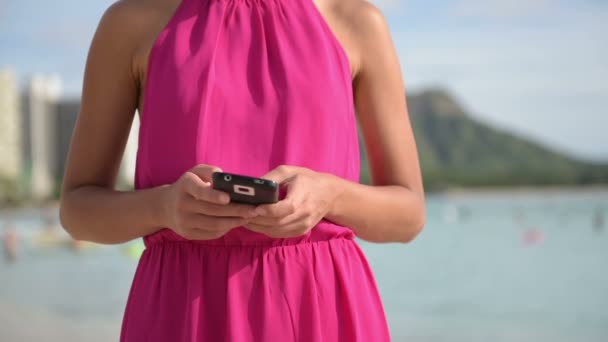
133 0 356 112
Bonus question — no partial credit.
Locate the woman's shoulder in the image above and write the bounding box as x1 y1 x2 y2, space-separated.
99 0 172 36
333 0 390 38
325 0 392 78
93 0 182 89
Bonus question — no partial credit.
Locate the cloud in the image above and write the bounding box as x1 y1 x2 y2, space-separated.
391 9 608 161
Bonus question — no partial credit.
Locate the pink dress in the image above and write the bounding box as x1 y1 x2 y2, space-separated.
120 0 390 340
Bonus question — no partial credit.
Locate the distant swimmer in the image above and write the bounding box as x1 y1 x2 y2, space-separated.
2 224 19 263
593 208 604 232
33 208 70 249
514 208 525 224
442 204 460 224
522 228 544 246
70 239 85 253
460 206 472 222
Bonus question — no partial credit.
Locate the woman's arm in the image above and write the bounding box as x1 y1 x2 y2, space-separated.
60 2 256 244
244 3 425 243
59 2 166 244
327 3 425 243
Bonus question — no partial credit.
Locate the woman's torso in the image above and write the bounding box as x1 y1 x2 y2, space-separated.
119 1 391 340
131 0 362 246
130 0 359 113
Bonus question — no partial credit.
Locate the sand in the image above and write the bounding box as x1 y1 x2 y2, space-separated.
0 301 121 342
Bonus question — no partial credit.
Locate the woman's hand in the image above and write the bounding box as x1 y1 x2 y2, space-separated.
244 165 341 238
163 165 258 240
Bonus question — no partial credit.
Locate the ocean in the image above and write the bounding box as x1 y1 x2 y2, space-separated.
1 189 607 341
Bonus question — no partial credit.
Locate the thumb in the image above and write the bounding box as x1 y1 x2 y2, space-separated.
261 165 294 185
190 164 223 183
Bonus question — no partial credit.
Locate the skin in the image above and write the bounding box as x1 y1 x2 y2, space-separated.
60 0 425 245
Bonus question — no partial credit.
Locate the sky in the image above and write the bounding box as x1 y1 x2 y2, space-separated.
0 0 606 162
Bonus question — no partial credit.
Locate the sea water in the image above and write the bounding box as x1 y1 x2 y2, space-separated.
1 189 607 341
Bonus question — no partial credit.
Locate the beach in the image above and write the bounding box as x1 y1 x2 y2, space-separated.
1 189 607 341
0 301 119 342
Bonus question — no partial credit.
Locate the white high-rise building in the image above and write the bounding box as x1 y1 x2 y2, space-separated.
118 113 140 188
55 100 140 190
56 99 79 185
0 68 21 182
22 73 62 200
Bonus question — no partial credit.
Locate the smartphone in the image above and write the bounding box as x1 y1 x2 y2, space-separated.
212 172 279 205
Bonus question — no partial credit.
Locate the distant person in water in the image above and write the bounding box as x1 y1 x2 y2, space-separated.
593 208 604 232
522 228 544 246
70 239 85 253
2 223 19 263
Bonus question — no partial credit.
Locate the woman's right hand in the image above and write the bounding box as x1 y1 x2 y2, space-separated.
162 165 258 240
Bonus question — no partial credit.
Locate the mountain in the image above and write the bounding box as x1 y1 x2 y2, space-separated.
359 89 608 190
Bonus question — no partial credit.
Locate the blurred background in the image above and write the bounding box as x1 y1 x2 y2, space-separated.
1 0 607 341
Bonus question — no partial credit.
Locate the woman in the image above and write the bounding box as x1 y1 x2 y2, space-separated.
60 0 425 340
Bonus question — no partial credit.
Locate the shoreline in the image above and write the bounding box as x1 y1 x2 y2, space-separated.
433 184 608 194
1 185 607 211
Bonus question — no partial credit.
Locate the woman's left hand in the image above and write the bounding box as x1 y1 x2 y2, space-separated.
244 165 341 238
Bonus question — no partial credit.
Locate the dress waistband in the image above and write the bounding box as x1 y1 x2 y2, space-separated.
143 220 356 248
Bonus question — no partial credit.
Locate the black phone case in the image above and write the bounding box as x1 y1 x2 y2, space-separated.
212 172 279 205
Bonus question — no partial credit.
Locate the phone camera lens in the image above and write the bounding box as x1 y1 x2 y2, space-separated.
224 175 232 182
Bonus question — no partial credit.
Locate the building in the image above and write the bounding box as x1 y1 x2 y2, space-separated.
56 99 80 183
119 113 140 188
2 68 139 201
21 74 62 200
54 100 139 190
0 68 22 200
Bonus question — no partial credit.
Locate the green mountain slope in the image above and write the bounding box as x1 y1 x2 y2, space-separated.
359 89 608 189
